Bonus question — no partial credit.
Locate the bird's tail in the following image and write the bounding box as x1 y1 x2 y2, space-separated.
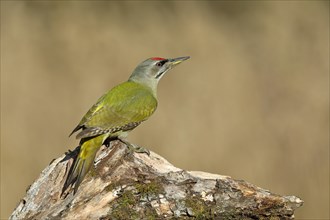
62 134 106 195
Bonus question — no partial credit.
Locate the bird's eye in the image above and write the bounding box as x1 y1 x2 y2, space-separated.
156 60 167 67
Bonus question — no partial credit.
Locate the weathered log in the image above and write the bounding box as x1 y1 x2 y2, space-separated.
10 141 303 219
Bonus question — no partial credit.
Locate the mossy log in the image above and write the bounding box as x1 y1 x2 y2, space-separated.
10 141 303 219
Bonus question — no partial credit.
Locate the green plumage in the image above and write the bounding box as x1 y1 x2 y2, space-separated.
63 81 157 194
62 56 189 195
72 81 158 139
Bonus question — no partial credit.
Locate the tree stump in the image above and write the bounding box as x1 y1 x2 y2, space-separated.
10 141 303 219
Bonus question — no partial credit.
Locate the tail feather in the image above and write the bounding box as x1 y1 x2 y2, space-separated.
73 158 86 193
62 135 106 196
62 151 96 195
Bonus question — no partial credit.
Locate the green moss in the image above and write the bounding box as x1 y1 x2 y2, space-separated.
104 181 122 193
111 190 139 219
118 190 136 206
104 178 132 193
143 205 159 220
108 178 164 219
135 180 163 197
87 166 98 178
185 196 214 219
104 184 115 192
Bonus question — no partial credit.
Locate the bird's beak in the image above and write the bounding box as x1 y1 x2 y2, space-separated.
168 56 190 67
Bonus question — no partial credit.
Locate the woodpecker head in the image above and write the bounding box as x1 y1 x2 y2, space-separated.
128 56 190 94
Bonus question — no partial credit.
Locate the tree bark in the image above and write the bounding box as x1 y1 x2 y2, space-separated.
10 141 303 219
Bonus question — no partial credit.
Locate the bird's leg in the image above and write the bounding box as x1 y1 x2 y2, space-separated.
117 138 150 156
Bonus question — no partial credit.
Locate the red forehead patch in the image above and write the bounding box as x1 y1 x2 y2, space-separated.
151 57 166 61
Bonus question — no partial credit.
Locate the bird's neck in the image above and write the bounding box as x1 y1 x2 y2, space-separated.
127 78 158 98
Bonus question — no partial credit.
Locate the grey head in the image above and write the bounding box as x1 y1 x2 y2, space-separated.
128 56 190 96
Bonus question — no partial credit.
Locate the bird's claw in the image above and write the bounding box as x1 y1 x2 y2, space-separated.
118 138 150 156
128 144 150 156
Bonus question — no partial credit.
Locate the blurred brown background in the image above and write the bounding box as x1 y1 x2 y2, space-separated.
1 1 329 219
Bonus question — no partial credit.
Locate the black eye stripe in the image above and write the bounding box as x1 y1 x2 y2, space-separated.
156 60 167 67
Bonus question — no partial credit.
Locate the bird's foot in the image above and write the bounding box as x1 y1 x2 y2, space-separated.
128 143 150 156
118 138 150 156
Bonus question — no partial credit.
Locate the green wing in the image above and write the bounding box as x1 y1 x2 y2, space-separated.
71 81 158 139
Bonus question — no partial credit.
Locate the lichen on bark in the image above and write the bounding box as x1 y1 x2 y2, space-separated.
10 141 303 219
